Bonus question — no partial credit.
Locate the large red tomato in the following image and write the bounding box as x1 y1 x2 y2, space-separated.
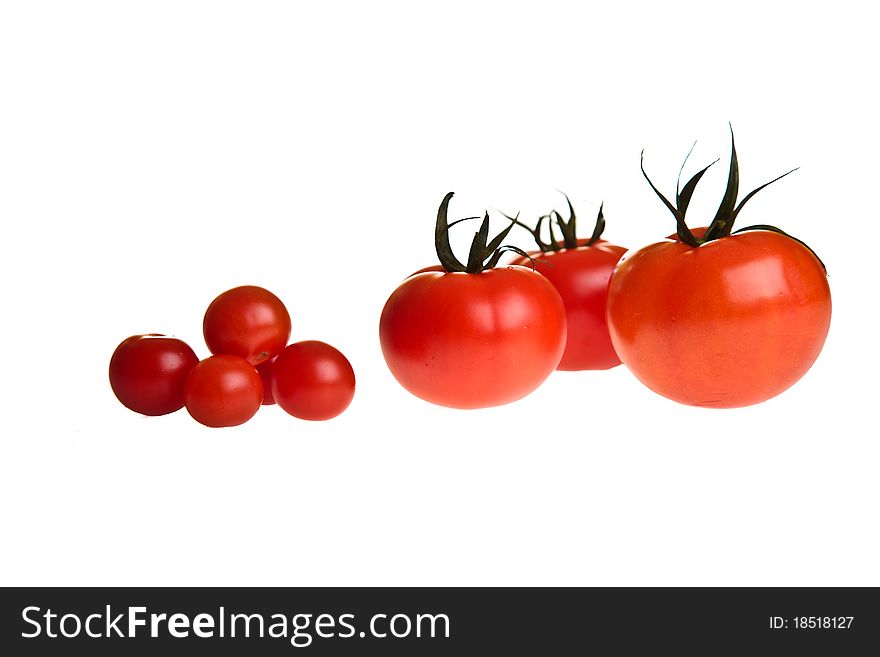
109 334 199 416
607 132 831 408
203 285 291 365
380 193 566 409
509 196 626 370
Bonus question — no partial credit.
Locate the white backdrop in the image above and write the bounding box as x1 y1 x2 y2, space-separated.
1 1 877 586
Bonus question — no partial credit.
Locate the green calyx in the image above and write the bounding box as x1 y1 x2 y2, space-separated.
435 192 531 273
640 126 817 259
504 192 606 253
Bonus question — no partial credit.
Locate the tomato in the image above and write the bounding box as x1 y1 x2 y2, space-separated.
203 285 291 365
109 334 199 416
606 131 831 408
256 358 277 405
522 243 624 370
272 341 355 420
509 196 626 370
183 355 263 427
379 193 566 409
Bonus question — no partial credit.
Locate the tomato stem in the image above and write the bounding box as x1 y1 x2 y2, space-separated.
703 124 741 240
586 202 605 246
640 150 700 246
545 214 563 250
554 192 579 249
434 192 522 273
435 192 468 272
502 211 555 253
509 192 607 251
642 125 803 248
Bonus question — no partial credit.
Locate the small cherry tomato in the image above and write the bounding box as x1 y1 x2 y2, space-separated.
203 285 291 365
256 358 276 405
109 334 199 416
272 341 355 421
184 355 263 427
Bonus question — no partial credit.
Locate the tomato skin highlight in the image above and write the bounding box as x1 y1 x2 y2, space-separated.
272 341 356 421
511 239 626 370
109 334 199 416
606 230 831 408
203 285 291 365
183 355 263 427
379 266 567 409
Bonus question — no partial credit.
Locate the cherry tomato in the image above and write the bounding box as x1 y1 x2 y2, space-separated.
184 355 263 427
509 198 626 370
380 193 566 409
203 285 291 365
607 131 831 407
272 341 356 420
109 334 199 416
256 358 277 405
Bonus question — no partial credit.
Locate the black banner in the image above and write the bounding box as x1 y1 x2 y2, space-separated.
1 587 877 654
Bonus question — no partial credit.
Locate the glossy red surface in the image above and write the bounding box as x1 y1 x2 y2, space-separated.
607 230 831 407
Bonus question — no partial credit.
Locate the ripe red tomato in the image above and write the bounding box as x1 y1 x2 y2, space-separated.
608 231 830 407
109 334 199 416
514 244 624 370
183 355 263 427
379 193 566 409
607 132 831 408
203 285 291 365
272 341 356 420
256 358 277 405
509 197 626 370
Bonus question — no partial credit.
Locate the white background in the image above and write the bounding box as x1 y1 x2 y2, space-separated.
1 1 877 586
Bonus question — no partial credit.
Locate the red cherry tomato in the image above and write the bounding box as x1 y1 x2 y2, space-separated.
608 132 832 407
203 285 291 365
272 341 355 420
380 267 566 409
256 358 276 405
184 355 263 427
109 334 199 416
